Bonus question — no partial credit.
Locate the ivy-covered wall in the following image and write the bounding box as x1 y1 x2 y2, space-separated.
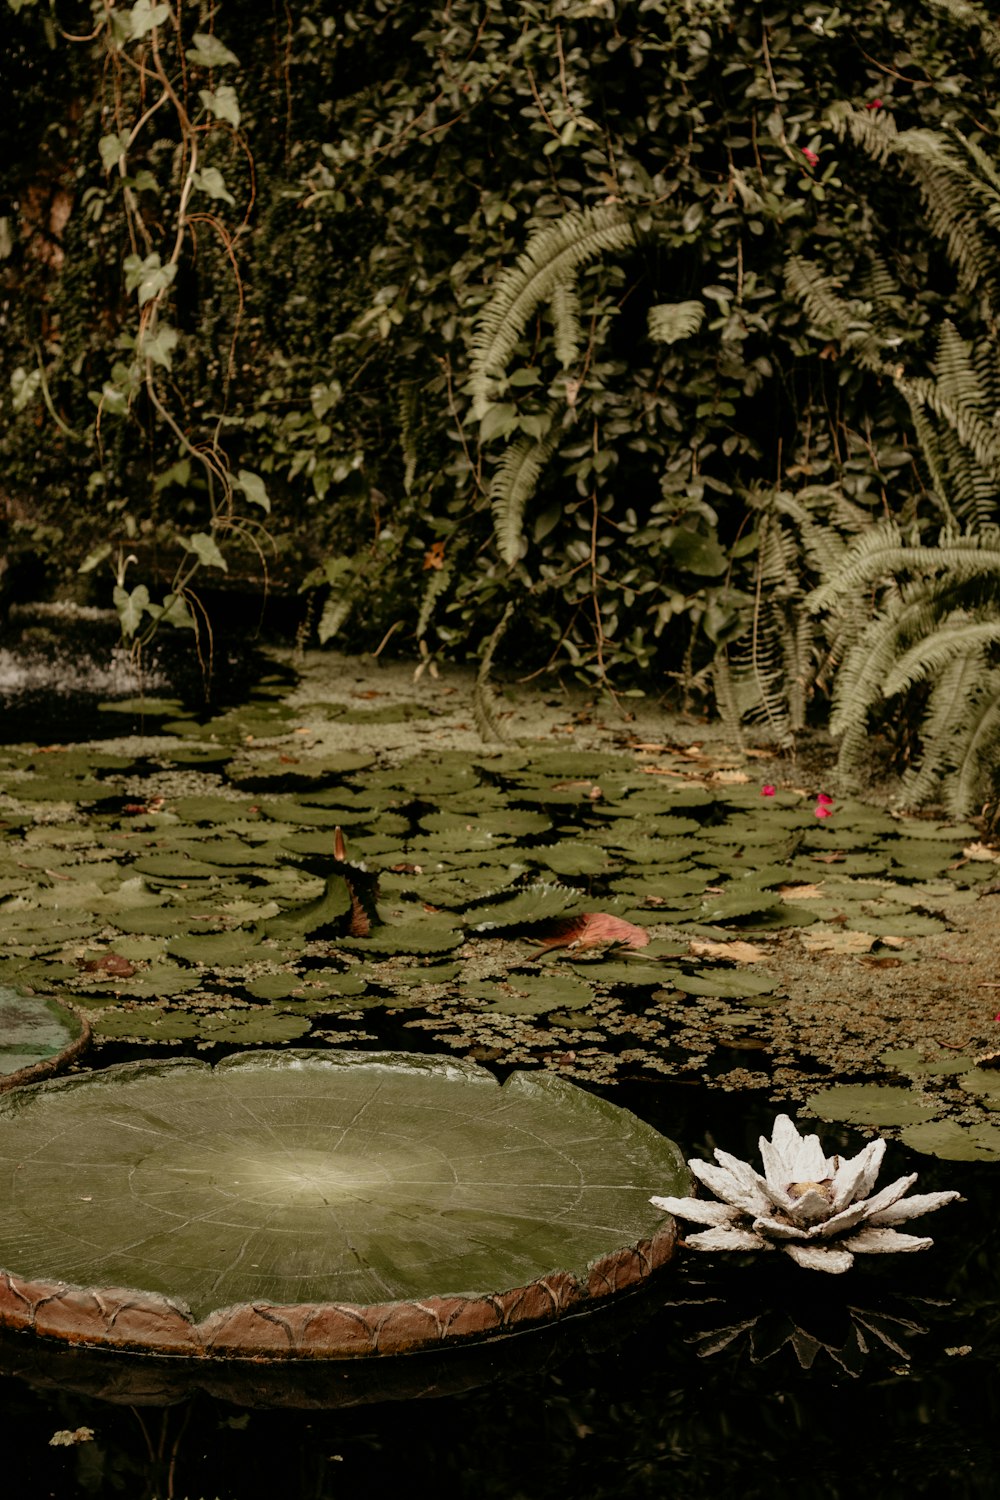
2 0 999 709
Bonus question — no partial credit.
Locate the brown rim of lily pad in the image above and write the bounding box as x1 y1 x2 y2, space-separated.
0 989 90 1094
0 1050 686 1361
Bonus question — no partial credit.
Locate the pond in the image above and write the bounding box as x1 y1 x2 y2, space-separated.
0 636 998 1497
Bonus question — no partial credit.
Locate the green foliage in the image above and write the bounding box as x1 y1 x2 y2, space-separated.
3 0 1000 706
811 526 1000 811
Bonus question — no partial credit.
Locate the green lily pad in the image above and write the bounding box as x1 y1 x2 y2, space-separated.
900 1117 1000 1161
0 1051 685 1355
532 841 615 877
806 1083 939 1128
259 875 352 939
0 988 88 1085
244 968 369 1001
167 932 265 967
468 884 584 931
468 973 595 1014
337 923 463 955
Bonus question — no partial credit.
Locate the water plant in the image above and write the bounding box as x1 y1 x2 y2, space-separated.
652 1114 959 1273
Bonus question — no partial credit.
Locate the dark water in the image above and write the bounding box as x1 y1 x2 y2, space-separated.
0 623 998 1499
1 1081 996 1500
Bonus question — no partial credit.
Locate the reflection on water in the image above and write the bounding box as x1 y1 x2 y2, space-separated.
1 1086 998 1498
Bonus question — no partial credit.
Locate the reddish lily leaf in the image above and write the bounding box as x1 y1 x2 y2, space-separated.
534 913 650 952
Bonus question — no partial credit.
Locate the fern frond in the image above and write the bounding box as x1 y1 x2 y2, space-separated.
950 672 1000 813
474 601 516 743
416 559 453 639
470 207 636 416
550 280 582 368
489 425 559 565
648 300 705 345
809 525 1000 612
883 618 1000 696
899 654 984 804
826 101 899 164
897 376 1000 484
784 255 884 371
925 0 1000 66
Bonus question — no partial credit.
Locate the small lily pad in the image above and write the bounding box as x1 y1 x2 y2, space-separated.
806 1084 939 1128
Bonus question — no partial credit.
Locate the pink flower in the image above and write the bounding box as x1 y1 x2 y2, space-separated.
801 147 820 167
816 793 834 805
864 98 884 111
761 784 776 798
814 805 834 819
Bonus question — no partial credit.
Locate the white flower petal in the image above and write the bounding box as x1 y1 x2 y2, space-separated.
839 1225 934 1255
785 1185 832 1225
649 1195 741 1227
829 1138 886 1211
759 1115 833 1193
855 1172 919 1219
783 1242 854 1274
685 1225 770 1252
751 1215 810 1242
813 1201 871 1237
711 1149 774 1213
689 1158 770 1215
866 1189 960 1226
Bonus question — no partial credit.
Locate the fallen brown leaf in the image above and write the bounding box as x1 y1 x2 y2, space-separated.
78 954 135 978
689 938 768 963
535 912 650 951
799 927 875 954
963 842 1000 862
780 883 825 900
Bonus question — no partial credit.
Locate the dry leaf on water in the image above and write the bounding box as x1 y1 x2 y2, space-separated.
963 842 1000 862
689 938 768 963
799 928 876 954
534 912 650 951
779 883 825 900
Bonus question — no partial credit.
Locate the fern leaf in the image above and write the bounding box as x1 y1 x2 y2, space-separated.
550 280 582 368
490 426 559 565
950 673 1000 813
883 618 1000 697
647 300 705 345
899 654 984 805
416 559 453 639
784 256 884 371
470 207 636 416
474 601 516 743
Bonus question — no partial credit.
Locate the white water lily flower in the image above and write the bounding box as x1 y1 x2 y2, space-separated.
651 1114 959 1274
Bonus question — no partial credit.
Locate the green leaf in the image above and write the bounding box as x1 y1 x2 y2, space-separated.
182 532 228 572
137 323 178 370
153 459 191 493
235 469 271 512
198 85 241 128
113 583 151 638
192 167 235 206
123 252 176 308
127 0 169 40
10 367 41 413
479 404 519 443
664 528 728 576
156 592 196 630
186 31 239 68
99 131 130 173
77 543 112 575
647 300 705 344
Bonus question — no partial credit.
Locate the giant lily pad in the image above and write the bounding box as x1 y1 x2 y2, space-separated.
0 987 89 1089
0 1051 685 1358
